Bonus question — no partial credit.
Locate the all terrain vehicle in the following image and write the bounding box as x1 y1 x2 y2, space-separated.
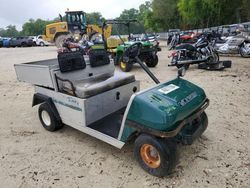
102 19 161 72
14 43 209 177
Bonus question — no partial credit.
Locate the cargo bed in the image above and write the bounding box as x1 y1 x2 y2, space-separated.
14 59 59 88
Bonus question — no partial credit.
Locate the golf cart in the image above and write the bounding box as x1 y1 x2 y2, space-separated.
14 43 209 177
102 19 161 72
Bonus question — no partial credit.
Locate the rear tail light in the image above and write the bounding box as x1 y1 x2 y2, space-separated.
168 51 177 58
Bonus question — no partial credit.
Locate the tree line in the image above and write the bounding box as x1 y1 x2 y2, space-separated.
0 0 249 37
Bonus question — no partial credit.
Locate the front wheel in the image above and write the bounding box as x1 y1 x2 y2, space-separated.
119 58 133 72
55 34 69 48
134 134 177 177
207 51 219 64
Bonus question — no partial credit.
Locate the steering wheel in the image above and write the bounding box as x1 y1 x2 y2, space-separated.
122 42 142 63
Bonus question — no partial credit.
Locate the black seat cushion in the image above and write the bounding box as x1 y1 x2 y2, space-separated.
176 44 196 51
58 51 86 73
89 49 110 67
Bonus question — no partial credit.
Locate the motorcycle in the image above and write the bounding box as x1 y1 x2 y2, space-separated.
214 32 250 57
168 32 202 50
169 33 231 70
168 33 180 50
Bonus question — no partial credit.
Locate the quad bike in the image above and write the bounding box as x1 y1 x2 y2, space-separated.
102 19 161 72
214 33 250 57
58 36 106 56
169 33 232 70
14 42 209 177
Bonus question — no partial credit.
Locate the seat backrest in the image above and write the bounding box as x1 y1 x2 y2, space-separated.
58 51 86 73
55 55 115 82
89 49 110 67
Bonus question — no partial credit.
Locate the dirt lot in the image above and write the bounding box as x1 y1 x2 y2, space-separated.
0 44 249 188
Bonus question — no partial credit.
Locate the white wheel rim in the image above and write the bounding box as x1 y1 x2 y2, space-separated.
41 110 51 126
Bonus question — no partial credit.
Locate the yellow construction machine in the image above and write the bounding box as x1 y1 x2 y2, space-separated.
43 11 112 47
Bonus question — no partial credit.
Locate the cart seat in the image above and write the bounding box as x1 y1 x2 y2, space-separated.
62 71 135 98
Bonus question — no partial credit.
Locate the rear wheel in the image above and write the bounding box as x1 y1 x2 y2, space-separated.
145 55 158 67
134 134 177 177
239 46 250 58
38 103 63 132
40 42 45 47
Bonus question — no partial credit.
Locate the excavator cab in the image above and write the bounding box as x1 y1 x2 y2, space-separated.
65 11 87 33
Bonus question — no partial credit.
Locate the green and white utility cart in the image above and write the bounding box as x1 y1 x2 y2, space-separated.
14 43 209 177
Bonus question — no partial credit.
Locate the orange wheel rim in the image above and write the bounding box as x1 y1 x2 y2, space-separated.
140 144 161 168
120 61 126 69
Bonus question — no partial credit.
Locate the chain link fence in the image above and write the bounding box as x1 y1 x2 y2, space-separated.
157 22 250 40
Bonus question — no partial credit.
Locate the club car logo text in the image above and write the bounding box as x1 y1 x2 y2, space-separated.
179 92 197 106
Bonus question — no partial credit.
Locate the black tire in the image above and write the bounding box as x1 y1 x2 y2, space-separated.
21 42 27 47
38 103 63 132
119 58 133 72
55 34 68 48
198 63 207 69
239 46 250 58
207 51 219 64
114 54 119 65
40 42 45 47
145 55 158 67
134 134 177 177
176 64 190 70
222 60 232 68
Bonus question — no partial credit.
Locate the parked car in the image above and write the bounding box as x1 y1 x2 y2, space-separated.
140 33 159 42
1 38 11 48
9 37 34 47
33 35 51 46
28 36 38 46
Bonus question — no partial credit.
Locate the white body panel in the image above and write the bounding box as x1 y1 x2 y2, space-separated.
15 57 140 148
35 80 139 148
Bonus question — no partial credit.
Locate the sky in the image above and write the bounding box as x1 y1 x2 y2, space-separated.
0 0 147 30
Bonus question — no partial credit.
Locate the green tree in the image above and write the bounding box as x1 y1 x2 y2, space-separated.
114 8 144 34
177 0 247 29
86 12 104 24
119 8 140 20
152 0 180 31
22 19 52 36
0 25 19 37
138 1 158 31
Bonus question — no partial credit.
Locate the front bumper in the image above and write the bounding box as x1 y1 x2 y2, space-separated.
177 111 208 145
126 99 209 139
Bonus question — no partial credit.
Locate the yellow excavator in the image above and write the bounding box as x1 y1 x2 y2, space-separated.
42 11 112 47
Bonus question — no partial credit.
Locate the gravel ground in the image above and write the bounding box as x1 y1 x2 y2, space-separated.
0 44 249 188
